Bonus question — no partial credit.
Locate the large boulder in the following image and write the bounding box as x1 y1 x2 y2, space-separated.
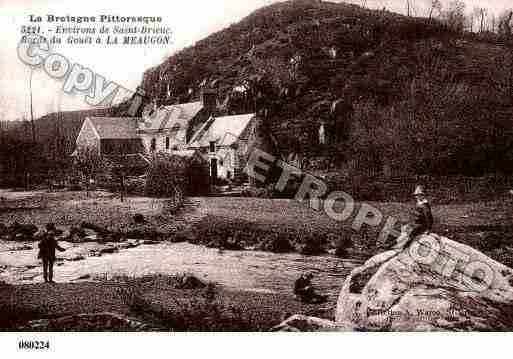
335 233 513 331
272 232 513 332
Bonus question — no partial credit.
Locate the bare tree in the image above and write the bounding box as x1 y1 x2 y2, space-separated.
442 1 466 32
489 14 497 33
499 11 513 102
468 11 474 32
473 7 488 33
74 147 104 196
28 68 36 143
499 10 513 36
427 0 442 19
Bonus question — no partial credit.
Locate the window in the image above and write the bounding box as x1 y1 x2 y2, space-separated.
209 141 216 153
165 137 170 150
150 138 156 152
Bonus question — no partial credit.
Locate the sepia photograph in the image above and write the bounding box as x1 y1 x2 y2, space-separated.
1 0 513 356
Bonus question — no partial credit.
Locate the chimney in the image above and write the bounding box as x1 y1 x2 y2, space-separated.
201 89 217 113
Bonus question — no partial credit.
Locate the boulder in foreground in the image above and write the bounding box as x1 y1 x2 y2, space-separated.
275 233 513 331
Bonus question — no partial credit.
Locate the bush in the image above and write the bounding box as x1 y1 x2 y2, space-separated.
80 222 110 236
125 222 159 240
258 234 294 253
487 247 513 269
334 233 353 257
299 236 327 256
154 291 256 331
350 227 379 254
124 177 146 195
145 154 188 199
6 222 39 241
477 231 512 252
133 213 146 224
114 274 256 331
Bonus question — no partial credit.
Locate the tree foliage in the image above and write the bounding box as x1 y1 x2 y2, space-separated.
74 147 104 182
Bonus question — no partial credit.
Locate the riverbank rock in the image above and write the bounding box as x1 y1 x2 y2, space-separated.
335 233 513 331
299 237 326 256
19 312 160 331
178 274 207 289
126 222 159 240
206 237 244 251
257 235 294 253
99 246 119 255
270 315 338 332
0 223 8 236
6 222 39 241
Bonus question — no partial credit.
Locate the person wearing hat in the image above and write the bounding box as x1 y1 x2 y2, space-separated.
294 272 327 304
37 223 66 283
388 186 434 250
411 185 434 238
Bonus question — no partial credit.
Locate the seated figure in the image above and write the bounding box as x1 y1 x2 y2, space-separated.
294 272 327 304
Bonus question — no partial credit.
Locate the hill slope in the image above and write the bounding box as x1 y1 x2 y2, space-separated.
138 0 513 176
8 0 512 179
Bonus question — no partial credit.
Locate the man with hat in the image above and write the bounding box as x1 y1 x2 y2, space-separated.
37 223 66 283
411 185 434 238
388 185 434 250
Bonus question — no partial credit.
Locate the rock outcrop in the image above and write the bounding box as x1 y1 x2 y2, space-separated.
271 315 338 332
19 312 161 331
274 233 513 332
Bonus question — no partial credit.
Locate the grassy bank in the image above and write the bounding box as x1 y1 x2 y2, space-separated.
0 275 326 331
0 190 203 240
190 196 513 265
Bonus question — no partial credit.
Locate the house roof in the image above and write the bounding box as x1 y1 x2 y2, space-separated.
139 102 203 131
87 117 139 139
189 113 255 148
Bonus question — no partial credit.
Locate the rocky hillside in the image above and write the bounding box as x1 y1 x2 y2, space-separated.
6 0 512 179
137 0 513 176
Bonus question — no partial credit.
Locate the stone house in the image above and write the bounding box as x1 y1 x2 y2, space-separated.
187 113 258 181
75 117 144 156
75 91 217 157
74 90 269 184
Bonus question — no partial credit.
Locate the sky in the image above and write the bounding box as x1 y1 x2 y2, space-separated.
0 0 511 121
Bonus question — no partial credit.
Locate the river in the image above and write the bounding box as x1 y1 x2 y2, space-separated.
0 241 363 298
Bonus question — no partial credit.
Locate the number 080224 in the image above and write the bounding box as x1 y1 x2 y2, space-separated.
18 340 50 350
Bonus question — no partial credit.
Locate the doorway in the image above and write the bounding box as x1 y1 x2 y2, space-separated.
210 158 218 180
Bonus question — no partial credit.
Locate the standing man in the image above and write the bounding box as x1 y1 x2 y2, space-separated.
37 223 66 283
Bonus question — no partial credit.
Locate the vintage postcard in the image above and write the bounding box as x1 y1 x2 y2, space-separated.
1 0 513 354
